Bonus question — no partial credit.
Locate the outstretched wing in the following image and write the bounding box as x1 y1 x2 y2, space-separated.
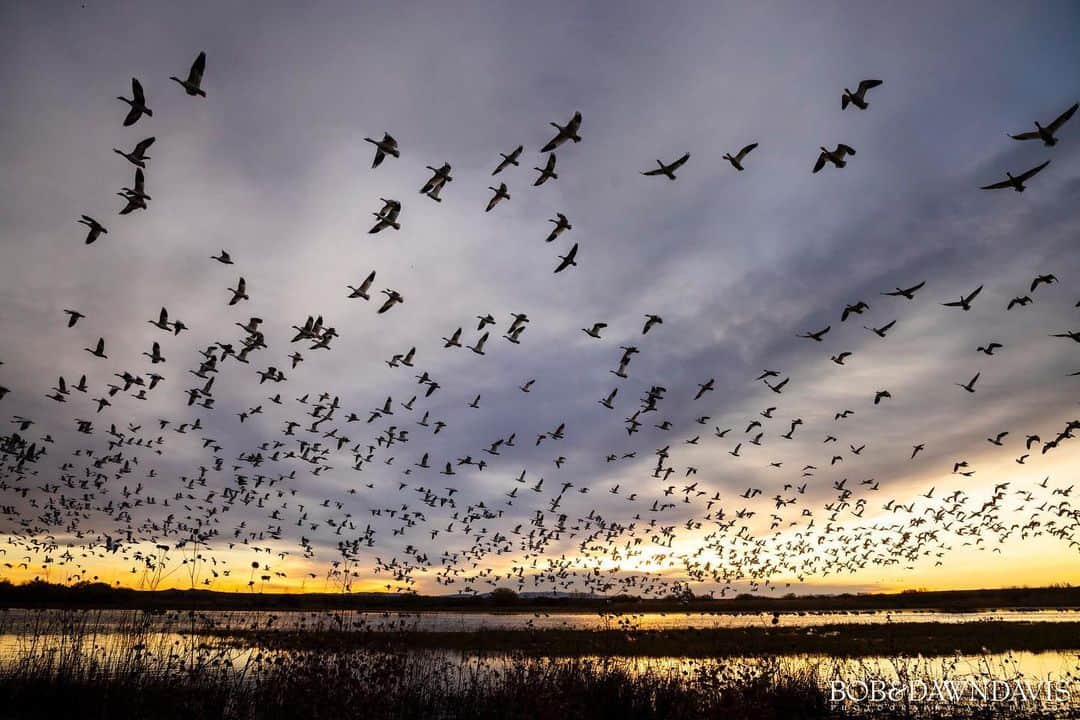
1015 159 1050 182
188 52 206 85
1047 102 1078 133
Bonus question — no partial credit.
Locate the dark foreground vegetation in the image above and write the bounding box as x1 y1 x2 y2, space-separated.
0 610 1077 719
1 579 1077 613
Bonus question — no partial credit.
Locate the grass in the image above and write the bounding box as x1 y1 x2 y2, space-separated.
0 609 1076 719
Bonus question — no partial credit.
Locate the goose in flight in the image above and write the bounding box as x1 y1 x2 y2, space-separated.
977 342 1002 356
63 310 85 328
541 111 582 152
545 213 571 242
370 198 402 233
957 372 980 393
78 215 107 245
347 271 376 300
723 143 758 171
113 137 155 168
148 307 172 332
813 144 855 173
831 351 852 365
881 281 925 299
364 133 399 168
641 152 690 180
441 328 462 348
841 301 869 321
582 322 607 339
841 79 883 110
468 332 489 355
873 390 891 404
941 285 983 311
227 277 248 306
533 154 558 186
143 342 165 365
420 163 452 200
598 388 617 409
642 315 663 334
84 338 107 359
797 326 830 342
1030 274 1057 291
1006 296 1032 310
554 243 578 273
211 250 233 264
492 145 523 175
377 289 404 313
1009 102 1077 146
980 160 1050 192
170 51 206 97
485 183 510 211
118 78 152 126
865 319 896 338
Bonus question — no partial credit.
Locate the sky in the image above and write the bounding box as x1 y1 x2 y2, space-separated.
0 1 1079 596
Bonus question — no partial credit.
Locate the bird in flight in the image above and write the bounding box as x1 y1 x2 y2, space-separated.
541 111 582 153
533 154 558 186
942 285 983 311
812 144 856 173
364 133 400 168
78 215 107 245
485 183 510 212
169 51 207 97
797 326 830 342
492 145 523 175
118 78 152 126
113 137 155 168
881 281 926 300
956 372 981 393
554 243 578 273
980 160 1050 192
1009 102 1077 147
841 79 883 110
723 143 758 171
641 152 690 180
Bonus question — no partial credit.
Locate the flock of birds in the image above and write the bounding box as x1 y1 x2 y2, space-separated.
1 52 1079 599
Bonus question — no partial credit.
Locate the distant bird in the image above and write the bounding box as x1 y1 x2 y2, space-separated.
468 332 489 355
84 338 107 359
882 281 926 300
378 289 404 314
533 154 558 186
977 343 1002 356
582 323 607 339
118 78 152 126
813 144 855 173
641 152 690 180
841 79 883 110
1006 296 1032 310
541 111 582 152
865 319 896 338
170 51 207 97
63 310 85 328
1009 103 1077 146
420 163 452 200
554 243 578 273
798 326 830 342
370 198 402 233
980 160 1050 192
642 315 663 335
348 271 376 300
227 278 248 306
942 285 983 311
831 352 852 365
841 301 870 321
911 444 925 459
1030 274 1057 292
874 390 891 405
545 213 571 243
492 145 523 175
113 137 155 168
364 133 399 168
486 183 510 211
723 143 758 171
78 216 107 245
956 372 980 393
211 250 234 264
988 431 1009 446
